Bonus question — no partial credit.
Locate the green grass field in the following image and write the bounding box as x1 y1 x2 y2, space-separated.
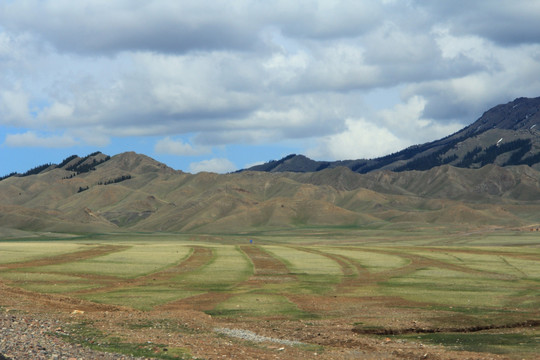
0 230 538 358
174 245 252 291
27 243 192 278
0 242 90 264
320 247 409 272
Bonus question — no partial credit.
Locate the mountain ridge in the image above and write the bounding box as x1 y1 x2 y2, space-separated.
1 97 540 235
2 97 539 180
245 96 540 174
1 154 540 234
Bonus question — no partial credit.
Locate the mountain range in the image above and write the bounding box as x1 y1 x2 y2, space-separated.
1 97 540 235
246 97 540 173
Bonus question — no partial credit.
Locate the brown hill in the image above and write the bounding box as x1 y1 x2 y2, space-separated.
1 152 540 235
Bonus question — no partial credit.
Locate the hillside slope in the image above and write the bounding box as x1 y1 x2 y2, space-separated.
2 97 540 235
1 152 540 234
246 97 540 173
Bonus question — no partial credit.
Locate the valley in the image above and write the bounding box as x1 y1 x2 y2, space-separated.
1 97 540 359
0 231 538 359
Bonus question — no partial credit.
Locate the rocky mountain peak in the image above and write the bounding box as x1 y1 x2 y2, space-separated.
467 97 540 134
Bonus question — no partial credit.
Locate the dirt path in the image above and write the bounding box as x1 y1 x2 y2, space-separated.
159 244 301 312
364 249 519 281
0 281 123 313
153 247 237 312
291 246 367 293
240 245 290 276
1 245 129 270
411 246 540 261
321 247 517 285
72 246 214 296
239 245 297 286
0 244 532 360
157 246 291 312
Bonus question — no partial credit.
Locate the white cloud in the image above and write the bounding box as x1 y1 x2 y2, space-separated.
39 102 74 123
377 96 462 141
71 127 111 147
0 0 259 54
154 137 210 156
0 32 35 67
189 158 237 174
4 131 78 148
433 27 487 62
407 40 540 121
419 1 540 46
0 0 539 167
0 89 31 126
0 1 386 54
308 118 406 160
297 43 381 92
308 96 464 160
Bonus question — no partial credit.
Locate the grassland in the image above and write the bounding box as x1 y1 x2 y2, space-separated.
0 230 538 359
0 242 90 264
29 243 192 278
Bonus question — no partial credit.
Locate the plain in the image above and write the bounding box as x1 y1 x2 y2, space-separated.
0 230 538 359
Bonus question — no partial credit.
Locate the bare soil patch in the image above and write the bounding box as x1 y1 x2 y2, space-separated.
240 244 297 284
353 320 540 335
240 245 290 276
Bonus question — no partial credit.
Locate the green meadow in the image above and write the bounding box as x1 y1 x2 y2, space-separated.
0 230 538 358
0 242 89 265
30 243 193 278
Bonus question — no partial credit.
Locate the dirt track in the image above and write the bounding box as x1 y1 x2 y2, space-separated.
0 244 535 359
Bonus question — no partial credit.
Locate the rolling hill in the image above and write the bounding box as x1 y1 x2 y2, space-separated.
1 151 540 235
1 97 540 235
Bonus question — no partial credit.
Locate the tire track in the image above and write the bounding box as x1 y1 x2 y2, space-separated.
72 246 213 295
289 246 365 292
159 245 295 312
239 245 296 284
364 249 519 281
1 245 129 270
412 246 540 261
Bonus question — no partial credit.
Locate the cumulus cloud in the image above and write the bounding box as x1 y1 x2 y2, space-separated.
4 131 78 148
0 0 259 54
0 89 32 126
308 118 405 160
308 96 464 160
0 0 387 54
39 102 74 123
189 158 237 174
154 137 210 156
420 1 540 46
0 0 539 164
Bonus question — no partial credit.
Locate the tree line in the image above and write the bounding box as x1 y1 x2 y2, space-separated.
0 152 111 181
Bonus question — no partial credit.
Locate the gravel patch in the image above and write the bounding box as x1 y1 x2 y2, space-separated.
0 311 146 360
214 327 304 346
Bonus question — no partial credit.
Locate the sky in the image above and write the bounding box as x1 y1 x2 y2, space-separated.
1 1 540 175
